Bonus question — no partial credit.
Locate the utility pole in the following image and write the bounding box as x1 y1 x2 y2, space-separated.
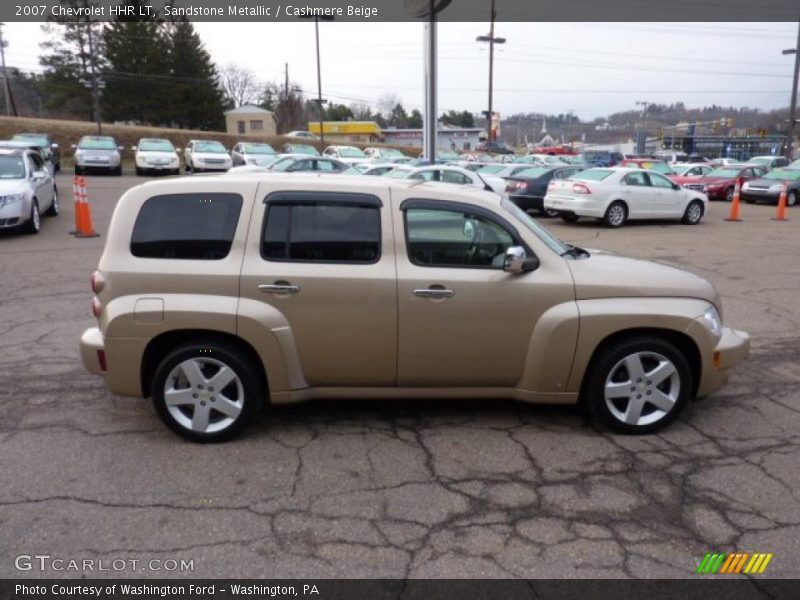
300 15 333 147
0 24 16 117
782 21 800 160
85 20 102 134
635 101 650 154
477 0 505 142
284 62 289 98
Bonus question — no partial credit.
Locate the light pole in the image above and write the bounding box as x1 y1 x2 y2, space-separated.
476 0 505 143
781 21 800 160
300 14 334 148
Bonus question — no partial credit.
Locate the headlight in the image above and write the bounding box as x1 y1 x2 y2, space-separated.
700 305 722 338
0 194 25 209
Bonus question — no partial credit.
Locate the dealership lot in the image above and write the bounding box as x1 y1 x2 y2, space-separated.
1 173 799 578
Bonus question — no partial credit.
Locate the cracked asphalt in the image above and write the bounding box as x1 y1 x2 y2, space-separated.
1 174 799 579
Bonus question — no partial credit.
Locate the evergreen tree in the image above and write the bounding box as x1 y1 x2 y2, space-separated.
102 0 168 124
407 109 423 128
39 0 105 119
165 19 225 130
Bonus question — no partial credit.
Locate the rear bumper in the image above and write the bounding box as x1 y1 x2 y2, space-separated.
80 327 106 375
697 327 750 398
544 195 606 218
740 192 780 204
509 194 545 211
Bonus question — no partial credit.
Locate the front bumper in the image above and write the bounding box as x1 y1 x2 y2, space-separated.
80 327 106 375
697 327 750 398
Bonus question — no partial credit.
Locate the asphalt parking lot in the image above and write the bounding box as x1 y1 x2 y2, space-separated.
1 172 799 579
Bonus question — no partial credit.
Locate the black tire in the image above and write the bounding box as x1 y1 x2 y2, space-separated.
45 186 59 217
171 168 180 176
681 199 704 224
185 161 192 174
74 165 83 176
135 166 143 176
114 165 122 176
541 208 560 218
560 213 579 223
603 200 627 228
54 162 61 173
787 191 798 207
743 197 756 204
725 186 734 202
152 341 264 443
582 335 692 434
24 199 40 234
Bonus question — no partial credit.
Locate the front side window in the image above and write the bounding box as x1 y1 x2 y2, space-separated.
131 194 242 260
262 201 381 263
316 159 340 172
441 170 470 184
624 172 648 186
0 155 26 179
648 173 675 188
405 207 515 268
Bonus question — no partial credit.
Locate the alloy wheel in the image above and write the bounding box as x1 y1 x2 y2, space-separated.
604 351 680 427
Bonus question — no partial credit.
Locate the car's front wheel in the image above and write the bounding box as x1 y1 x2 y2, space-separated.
682 200 704 224
786 191 798 207
583 335 691 434
45 187 59 217
24 199 40 234
152 342 264 443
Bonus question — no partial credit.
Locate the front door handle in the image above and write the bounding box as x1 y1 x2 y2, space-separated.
259 283 300 295
413 287 455 299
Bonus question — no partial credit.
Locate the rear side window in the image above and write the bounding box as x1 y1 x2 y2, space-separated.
262 200 381 263
131 193 242 260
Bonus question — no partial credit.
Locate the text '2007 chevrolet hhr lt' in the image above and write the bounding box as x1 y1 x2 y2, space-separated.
80 174 749 442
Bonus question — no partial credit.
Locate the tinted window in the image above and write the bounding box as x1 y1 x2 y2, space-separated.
624 172 648 186
648 173 675 188
441 170 470 184
405 208 514 269
131 194 242 260
262 202 380 263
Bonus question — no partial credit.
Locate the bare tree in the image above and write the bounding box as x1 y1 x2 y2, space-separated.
219 62 261 108
377 92 401 120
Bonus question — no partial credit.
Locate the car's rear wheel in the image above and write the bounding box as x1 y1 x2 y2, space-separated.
560 212 579 223
152 342 264 443
583 335 691 434
114 165 122 176
74 165 83 176
681 200 704 224
725 186 734 202
45 187 59 217
787 191 798 207
603 201 627 228
24 199 40 234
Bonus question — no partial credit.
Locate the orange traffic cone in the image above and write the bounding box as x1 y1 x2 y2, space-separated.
72 176 100 238
772 182 789 221
725 177 743 222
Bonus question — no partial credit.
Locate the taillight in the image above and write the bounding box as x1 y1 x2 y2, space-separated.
572 183 592 194
91 270 105 294
92 296 101 318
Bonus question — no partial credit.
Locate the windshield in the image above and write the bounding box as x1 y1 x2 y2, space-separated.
244 143 275 155
271 158 304 171
338 147 366 158
78 137 117 150
289 144 319 156
12 134 48 146
380 149 403 158
575 169 614 181
501 198 569 255
763 169 800 181
648 163 675 174
139 140 175 152
515 167 551 178
194 141 227 153
478 165 504 174
0 155 26 178
747 158 770 165
707 168 741 178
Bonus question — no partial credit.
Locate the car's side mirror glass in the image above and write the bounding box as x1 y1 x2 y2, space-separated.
503 246 539 274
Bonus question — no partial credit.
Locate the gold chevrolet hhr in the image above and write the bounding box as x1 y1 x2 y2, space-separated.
80 174 749 442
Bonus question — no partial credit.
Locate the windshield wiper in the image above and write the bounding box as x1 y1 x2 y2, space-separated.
561 244 590 259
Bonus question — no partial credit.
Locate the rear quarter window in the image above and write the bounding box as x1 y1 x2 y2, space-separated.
130 193 243 260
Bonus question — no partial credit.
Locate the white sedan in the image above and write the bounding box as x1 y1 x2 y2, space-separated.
544 167 708 227
402 165 507 194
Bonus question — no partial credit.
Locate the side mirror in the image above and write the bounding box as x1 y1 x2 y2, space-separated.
672 183 681 190
503 246 539 274
31 170 47 181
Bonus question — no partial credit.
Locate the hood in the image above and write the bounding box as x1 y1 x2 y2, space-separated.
0 181 31 195
567 251 719 308
194 151 230 159
137 150 177 159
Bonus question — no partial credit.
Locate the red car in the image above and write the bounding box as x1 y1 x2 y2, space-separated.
676 164 767 201
619 158 676 176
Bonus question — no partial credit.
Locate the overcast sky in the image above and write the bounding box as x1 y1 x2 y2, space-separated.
3 21 798 120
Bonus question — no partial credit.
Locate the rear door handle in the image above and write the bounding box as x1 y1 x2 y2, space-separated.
259 283 300 295
413 287 455 299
